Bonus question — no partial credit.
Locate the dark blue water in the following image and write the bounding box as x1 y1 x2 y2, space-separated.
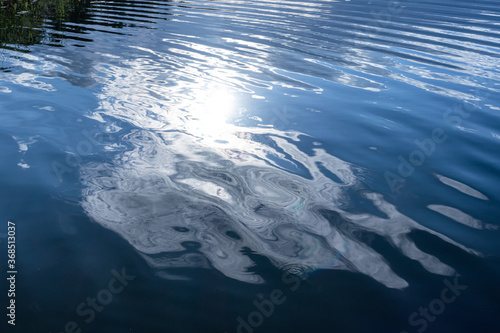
1 0 500 332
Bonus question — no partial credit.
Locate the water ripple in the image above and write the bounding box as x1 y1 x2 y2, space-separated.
2 0 499 289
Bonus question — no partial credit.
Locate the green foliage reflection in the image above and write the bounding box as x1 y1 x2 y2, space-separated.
0 0 91 51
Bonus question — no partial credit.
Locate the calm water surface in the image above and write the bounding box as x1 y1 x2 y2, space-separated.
1 0 500 332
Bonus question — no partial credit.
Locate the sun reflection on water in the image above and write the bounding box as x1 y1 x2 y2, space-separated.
186 86 236 142
74 2 497 288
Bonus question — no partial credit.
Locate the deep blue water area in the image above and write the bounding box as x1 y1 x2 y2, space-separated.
1 0 500 332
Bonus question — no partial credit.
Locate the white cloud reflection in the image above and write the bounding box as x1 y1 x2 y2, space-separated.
74 0 497 289
81 49 477 287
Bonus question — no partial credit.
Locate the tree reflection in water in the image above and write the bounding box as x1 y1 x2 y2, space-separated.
0 0 93 51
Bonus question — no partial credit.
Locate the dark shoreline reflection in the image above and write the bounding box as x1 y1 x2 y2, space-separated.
0 0 176 51
0 0 96 50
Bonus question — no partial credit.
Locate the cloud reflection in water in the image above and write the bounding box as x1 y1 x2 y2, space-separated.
79 13 484 289
81 81 470 288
